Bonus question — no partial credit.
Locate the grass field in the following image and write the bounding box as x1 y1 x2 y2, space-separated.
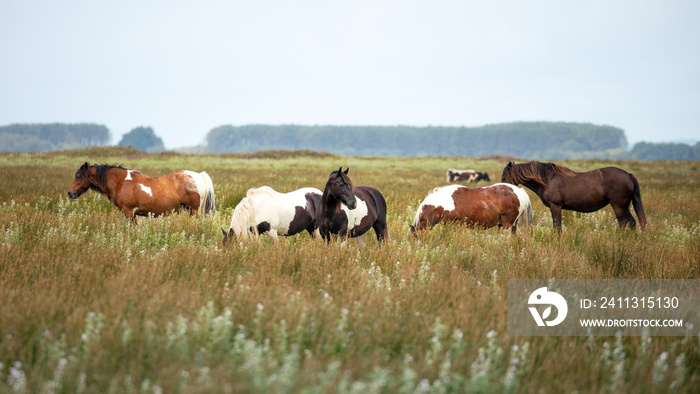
1 147 698 393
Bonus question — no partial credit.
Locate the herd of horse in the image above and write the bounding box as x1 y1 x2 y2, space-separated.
67 161 647 246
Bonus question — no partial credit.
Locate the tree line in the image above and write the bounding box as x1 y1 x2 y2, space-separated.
1 122 697 160
630 141 700 160
0 123 111 152
205 122 630 159
0 124 167 153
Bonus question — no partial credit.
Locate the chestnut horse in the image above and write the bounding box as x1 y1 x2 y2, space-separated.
501 161 646 231
221 186 322 245
411 183 532 234
67 162 215 220
317 167 389 244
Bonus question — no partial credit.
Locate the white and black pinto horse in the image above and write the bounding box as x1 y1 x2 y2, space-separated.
411 183 532 234
317 168 389 245
222 186 322 245
446 169 491 183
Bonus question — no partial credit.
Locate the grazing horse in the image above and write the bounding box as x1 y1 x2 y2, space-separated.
67 162 215 220
317 167 389 244
221 186 322 245
501 161 647 231
411 183 532 234
446 169 491 183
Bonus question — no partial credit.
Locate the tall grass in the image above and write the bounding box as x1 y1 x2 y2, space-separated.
0 149 698 392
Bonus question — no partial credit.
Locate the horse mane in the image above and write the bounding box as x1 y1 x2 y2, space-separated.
94 164 126 181
508 161 575 188
244 186 281 199
86 164 128 193
228 197 257 240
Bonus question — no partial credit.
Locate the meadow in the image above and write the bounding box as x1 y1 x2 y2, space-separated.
0 146 698 393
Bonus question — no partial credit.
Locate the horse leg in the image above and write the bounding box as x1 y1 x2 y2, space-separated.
306 224 320 239
268 229 280 243
184 191 200 215
550 205 563 232
373 221 390 244
506 216 518 234
121 206 138 223
612 204 636 229
355 235 367 248
319 228 332 244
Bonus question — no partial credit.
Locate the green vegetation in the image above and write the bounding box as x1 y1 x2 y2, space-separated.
205 122 629 159
118 126 166 153
0 123 111 153
0 148 698 392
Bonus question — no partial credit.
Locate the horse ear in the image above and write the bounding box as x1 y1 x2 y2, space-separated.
221 228 227 237
343 168 349 175
82 162 90 169
338 167 342 174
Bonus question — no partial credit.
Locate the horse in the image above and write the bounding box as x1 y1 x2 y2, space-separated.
67 162 215 220
501 161 647 231
317 167 389 245
446 169 491 183
411 183 532 234
221 186 323 245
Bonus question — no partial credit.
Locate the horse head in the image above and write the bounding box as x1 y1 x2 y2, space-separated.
67 162 95 199
327 167 357 209
501 162 515 184
221 228 235 247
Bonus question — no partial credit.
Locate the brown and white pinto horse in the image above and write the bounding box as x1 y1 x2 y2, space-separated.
411 183 532 234
67 162 215 220
501 161 647 231
317 168 389 244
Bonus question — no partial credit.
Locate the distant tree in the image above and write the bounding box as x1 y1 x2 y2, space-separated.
631 142 695 160
118 127 165 153
0 123 110 152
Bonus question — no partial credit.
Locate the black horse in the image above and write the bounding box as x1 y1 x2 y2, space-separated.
317 167 389 244
501 161 647 231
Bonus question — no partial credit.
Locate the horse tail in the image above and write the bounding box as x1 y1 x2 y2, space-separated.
512 186 532 232
411 202 425 235
199 171 216 214
630 174 647 230
521 198 533 230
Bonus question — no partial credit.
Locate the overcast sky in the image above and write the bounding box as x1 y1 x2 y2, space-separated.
1 1 698 149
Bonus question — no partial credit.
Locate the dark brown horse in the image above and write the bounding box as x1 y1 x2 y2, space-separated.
317 167 389 244
67 162 215 220
501 161 646 231
411 183 532 234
